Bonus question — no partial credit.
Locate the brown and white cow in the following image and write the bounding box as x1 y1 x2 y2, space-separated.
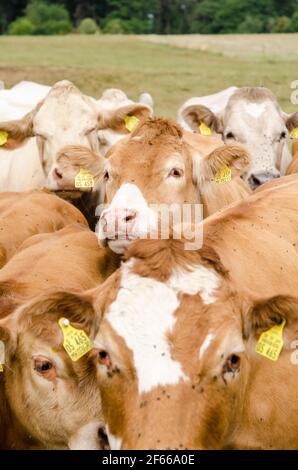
80 175 297 450
96 117 251 253
179 87 298 188
0 189 87 268
0 82 152 192
0 223 120 449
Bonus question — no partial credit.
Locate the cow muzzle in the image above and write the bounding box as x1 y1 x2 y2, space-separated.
247 171 280 189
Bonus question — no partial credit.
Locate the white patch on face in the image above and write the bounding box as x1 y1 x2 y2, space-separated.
168 265 220 304
199 332 214 359
106 260 189 394
244 102 266 119
106 425 122 450
97 183 158 254
68 421 102 450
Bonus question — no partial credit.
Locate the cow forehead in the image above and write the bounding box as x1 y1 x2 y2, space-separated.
225 99 284 133
103 259 220 394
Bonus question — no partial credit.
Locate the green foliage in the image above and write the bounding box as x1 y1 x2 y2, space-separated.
8 17 35 35
78 18 99 34
25 0 73 35
3 0 298 35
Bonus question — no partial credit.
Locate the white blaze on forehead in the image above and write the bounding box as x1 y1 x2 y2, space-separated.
168 265 220 304
244 102 266 119
106 260 189 394
106 425 122 450
199 332 214 359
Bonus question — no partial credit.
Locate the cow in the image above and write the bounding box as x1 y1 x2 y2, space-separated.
0 190 87 268
0 82 152 192
0 223 120 449
96 117 252 254
179 87 298 188
286 140 298 175
0 81 50 191
80 175 298 450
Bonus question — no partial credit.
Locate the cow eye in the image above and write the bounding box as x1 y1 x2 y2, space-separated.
225 132 235 140
168 168 184 178
33 356 56 380
224 354 241 373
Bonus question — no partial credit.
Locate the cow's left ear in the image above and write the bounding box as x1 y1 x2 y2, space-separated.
244 295 298 342
199 144 251 183
181 104 223 134
0 316 17 361
284 112 298 135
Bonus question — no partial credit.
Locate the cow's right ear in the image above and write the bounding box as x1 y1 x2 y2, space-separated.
98 103 152 134
181 104 223 134
199 144 251 183
0 109 35 150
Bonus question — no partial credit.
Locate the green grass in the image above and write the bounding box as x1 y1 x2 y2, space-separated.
0 34 297 116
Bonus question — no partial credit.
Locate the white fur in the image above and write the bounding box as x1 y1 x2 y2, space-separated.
68 421 102 450
168 265 220 304
199 332 214 359
106 260 189 394
244 102 266 119
106 425 122 450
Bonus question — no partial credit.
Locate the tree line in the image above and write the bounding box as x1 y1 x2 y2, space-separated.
1 0 298 35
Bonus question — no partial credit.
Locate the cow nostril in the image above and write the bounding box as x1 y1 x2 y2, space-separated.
98 427 109 450
125 213 136 223
248 174 261 189
54 168 63 179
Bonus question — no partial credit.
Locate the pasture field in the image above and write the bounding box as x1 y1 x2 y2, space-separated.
0 34 297 116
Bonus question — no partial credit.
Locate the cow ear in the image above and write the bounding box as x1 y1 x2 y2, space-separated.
98 103 152 134
285 112 298 134
181 104 223 134
245 295 298 342
0 108 36 150
199 144 250 183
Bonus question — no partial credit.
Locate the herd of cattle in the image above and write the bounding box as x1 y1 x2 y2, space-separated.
0 80 297 450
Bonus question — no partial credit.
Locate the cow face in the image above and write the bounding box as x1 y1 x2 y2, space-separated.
0 292 106 450
182 87 298 189
96 118 250 254
93 239 298 450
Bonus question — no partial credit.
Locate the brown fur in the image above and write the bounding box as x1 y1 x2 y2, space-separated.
98 103 152 133
0 189 87 268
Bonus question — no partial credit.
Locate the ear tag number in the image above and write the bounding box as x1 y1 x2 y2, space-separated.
256 319 286 362
75 167 94 189
124 115 140 132
214 165 232 184
58 318 93 362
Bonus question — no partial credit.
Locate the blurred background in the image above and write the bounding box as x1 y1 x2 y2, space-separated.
0 0 298 115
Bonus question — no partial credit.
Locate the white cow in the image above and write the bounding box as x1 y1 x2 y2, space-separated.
178 87 298 188
0 82 153 192
0 81 50 191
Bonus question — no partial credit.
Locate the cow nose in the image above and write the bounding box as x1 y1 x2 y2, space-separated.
98 427 109 450
248 172 280 189
53 168 63 180
100 208 137 237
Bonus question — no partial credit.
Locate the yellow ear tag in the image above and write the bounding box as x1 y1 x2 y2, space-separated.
290 128 298 139
199 122 212 136
214 165 232 184
75 167 94 189
58 318 93 362
0 131 8 146
124 115 140 132
0 364 3 372
255 319 286 362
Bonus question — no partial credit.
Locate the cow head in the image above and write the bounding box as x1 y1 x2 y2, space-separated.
0 291 107 450
96 118 251 253
91 238 298 449
182 87 298 189
0 83 152 191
